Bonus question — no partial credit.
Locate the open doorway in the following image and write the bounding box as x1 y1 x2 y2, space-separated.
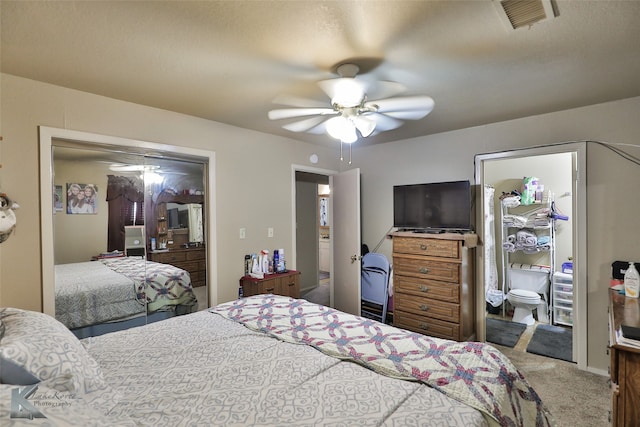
475 143 587 370
295 171 331 306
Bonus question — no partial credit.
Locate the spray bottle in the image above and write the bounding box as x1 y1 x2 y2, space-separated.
624 262 639 298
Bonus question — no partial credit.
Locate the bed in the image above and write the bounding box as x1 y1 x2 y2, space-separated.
54 257 197 332
0 295 554 426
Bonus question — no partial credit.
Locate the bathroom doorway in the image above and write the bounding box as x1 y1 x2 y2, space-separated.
475 143 587 369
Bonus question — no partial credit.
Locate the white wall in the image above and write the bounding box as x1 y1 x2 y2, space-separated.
296 180 318 292
53 159 110 264
0 73 338 309
354 96 640 372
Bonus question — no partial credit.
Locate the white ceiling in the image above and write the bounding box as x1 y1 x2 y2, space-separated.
2 1 640 147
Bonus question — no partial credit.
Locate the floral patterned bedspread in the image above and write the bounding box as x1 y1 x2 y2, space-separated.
211 295 555 427
101 257 196 312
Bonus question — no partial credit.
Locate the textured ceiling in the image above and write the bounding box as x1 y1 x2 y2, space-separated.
2 1 640 147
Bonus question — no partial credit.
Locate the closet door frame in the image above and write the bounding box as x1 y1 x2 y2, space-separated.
39 126 217 317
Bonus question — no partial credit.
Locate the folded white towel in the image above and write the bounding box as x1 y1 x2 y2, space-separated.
502 196 521 208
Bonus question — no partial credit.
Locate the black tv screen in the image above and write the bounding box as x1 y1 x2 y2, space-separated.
393 180 471 231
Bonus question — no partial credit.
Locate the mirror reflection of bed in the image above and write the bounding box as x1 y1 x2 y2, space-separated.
52 142 209 338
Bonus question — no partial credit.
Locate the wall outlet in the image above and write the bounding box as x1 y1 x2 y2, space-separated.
268 227 274 238
239 228 246 239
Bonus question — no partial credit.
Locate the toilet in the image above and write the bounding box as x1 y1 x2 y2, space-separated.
506 267 550 326
507 289 541 325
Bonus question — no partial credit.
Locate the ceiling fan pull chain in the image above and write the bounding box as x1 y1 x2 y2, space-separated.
349 143 352 165
340 141 344 162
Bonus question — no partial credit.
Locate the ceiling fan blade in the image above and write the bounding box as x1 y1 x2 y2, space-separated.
282 115 334 133
381 110 432 120
367 113 404 132
268 107 336 120
272 94 328 108
362 80 406 101
368 96 435 119
304 120 330 135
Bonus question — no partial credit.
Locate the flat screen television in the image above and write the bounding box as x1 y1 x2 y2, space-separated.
393 180 472 232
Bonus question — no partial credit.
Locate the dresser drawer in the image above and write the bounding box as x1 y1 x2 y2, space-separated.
240 271 300 298
186 249 205 261
393 237 459 259
393 255 460 283
152 251 187 263
394 292 460 323
394 310 459 340
393 276 460 303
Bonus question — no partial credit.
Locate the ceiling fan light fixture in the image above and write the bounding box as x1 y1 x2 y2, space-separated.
352 115 376 137
330 78 364 107
326 116 358 143
109 164 160 172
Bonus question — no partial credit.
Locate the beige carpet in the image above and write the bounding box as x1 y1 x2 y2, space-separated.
496 344 610 427
300 276 330 307
192 286 208 311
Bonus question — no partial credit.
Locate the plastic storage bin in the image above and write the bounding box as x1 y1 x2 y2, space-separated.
553 271 573 326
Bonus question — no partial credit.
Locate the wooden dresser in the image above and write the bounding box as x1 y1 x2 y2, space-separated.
391 232 477 341
240 270 301 299
608 289 640 426
148 247 206 287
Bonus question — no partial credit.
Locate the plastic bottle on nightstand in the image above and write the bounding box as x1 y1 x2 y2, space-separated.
261 250 269 273
273 250 279 273
624 262 639 298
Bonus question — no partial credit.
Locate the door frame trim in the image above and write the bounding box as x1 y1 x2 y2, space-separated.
39 126 217 315
474 142 586 370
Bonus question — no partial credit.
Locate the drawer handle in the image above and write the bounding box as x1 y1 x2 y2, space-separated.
420 244 427 250
419 322 429 330
419 285 429 292
419 267 430 274
287 283 295 287
266 287 275 292
419 304 429 311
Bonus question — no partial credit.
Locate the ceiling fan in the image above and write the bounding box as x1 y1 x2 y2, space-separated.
268 63 435 146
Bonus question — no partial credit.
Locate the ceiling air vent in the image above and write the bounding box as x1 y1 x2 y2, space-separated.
495 0 557 30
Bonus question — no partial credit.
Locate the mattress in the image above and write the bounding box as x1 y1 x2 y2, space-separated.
55 261 144 329
0 296 553 426
84 309 489 426
55 258 197 330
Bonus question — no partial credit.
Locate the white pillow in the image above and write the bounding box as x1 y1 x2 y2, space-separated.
0 307 106 395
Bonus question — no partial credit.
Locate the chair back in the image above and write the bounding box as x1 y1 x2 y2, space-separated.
361 253 391 322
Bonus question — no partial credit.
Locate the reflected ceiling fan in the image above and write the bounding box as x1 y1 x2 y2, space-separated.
268 63 434 157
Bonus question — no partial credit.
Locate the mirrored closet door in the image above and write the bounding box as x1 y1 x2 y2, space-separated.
51 141 208 338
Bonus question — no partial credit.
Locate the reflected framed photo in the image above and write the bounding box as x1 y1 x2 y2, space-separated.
67 183 98 215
